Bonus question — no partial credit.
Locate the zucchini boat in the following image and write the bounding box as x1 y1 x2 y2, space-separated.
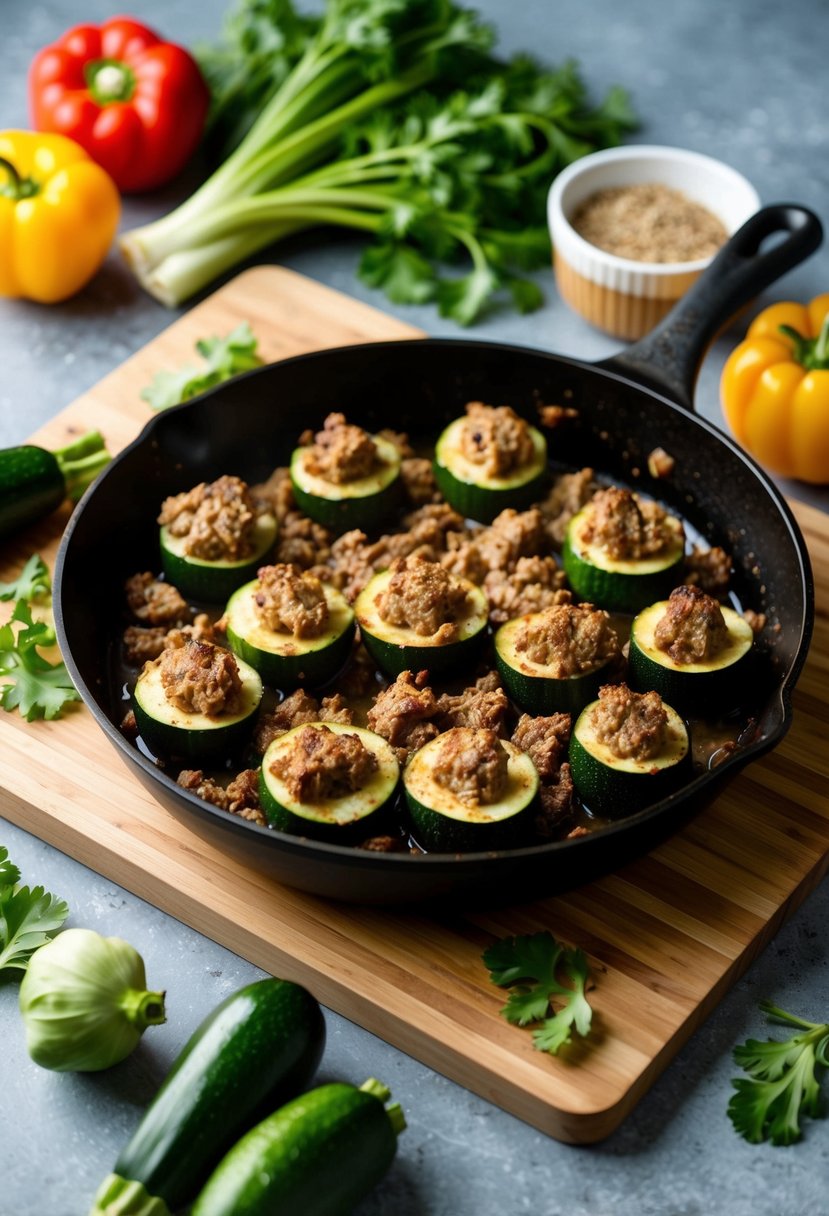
354 568 488 678
224 579 355 687
160 511 278 603
562 506 685 614
133 651 263 764
433 415 547 524
569 694 691 817
259 722 400 840
89 978 326 1216
494 611 618 716
628 600 754 712
290 432 402 532
403 733 539 852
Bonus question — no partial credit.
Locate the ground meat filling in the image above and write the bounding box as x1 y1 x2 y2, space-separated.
124 613 214 665
125 573 190 626
540 467 598 545
303 412 378 484
157 639 244 717
515 602 619 676
459 402 535 478
430 727 509 806
435 671 510 736
484 556 571 625
270 725 378 802
653 584 730 664
253 563 330 638
511 712 571 781
442 507 548 585
253 690 355 754
591 684 667 762
158 475 262 562
581 486 676 561
177 768 265 826
274 511 332 570
684 543 732 594
377 554 470 640
366 669 440 762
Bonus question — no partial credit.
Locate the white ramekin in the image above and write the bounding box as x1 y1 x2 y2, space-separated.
547 145 761 340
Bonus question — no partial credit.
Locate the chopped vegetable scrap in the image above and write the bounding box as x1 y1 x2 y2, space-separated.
0 555 79 721
141 322 264 410
728 1000 829 1146
0 845 69 975
483 930 593 1054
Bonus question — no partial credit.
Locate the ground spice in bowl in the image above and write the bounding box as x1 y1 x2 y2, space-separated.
571 183 728 263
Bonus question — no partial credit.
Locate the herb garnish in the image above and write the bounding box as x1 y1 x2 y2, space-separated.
140 322 264 411
0 846 69 974
0 556 79 721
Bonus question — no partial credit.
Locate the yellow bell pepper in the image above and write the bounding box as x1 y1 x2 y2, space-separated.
720 294 829 484
0 130 120 303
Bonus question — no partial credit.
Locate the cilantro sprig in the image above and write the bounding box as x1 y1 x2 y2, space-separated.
140 322 264 411
0 556 79 721
728 1001 829 1146
0 846 69 974
483 931 594 1054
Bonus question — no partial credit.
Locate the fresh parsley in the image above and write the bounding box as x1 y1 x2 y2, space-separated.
728 1000 829 1146
140 322 264 411
0 557 79 721
0 554 52 603
483 930 594 1054
0 846 69 974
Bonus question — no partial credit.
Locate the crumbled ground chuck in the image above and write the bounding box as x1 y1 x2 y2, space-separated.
377 553 469 639
536 764 576 838
442 507 548 584
329 503 466 601
515 602 619 676
367 669 441 763
591 684 667 762
275 510 333 570
581 486 677 561
431 727 509 806
270 724 378 802
484 556 571 625
459 402 535 477
653 584 730 664
357 834 409 853
743 608 767 635
511 712 571 781
253 688 355 753
684 543 732 594
251 466 295 520
303 412 378 483
124 613 214 665
177 768 265 826
401 457 440 505
125 573 189 626
157 639 244 717
376 428 414 458
435 671 510 736
254 564 330 638
539 467 598 544
158 475 261 562
336 644 383 699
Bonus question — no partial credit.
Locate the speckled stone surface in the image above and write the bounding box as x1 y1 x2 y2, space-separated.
2 2 829 1214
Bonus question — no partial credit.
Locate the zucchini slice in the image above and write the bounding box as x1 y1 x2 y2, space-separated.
259 723 400 840
494 613 616 716
160 512 278 603
569 697 691 817
628 601 754 712
354 568 489 678
133 654 263 764
224 579 355 688
290 433 402 532
403 734 539 852
562 506 685 614
433 415 547 524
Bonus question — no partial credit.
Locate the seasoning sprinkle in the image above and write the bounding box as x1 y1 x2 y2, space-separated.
571 183 727 263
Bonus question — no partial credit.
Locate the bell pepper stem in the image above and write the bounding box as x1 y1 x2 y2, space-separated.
85 59 137 105
779 318 829 371
52 430 111 502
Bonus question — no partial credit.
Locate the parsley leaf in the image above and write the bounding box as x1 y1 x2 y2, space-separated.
0 599 79 721
0 848 69 974
483 931 594 1054
0 554 52 603
140 322 264 411
728 1001 829 1145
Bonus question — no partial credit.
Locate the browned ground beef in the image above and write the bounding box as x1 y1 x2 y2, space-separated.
435 671 510 736
377 553 469 639
581 486 676 561
400 457 440 505
367 669 441 763
514 602 619 676
430 727 509 806
124 613 215 665
357 834 409 852
484 556 571 624
274 510 333 570
653 584 730 664
442 507 547 584
253 689 355 753
254 564 330 638
303 413 378 483
591 683 667 761
157 639 244 716
459 402 535 477
328 504 466 602
125 572 190 626
684 543 732 593
251 465 295 520
270 724 378 801
536 764 576 837
539 467 598 544
177 768 266 826
511 712 571 781
158 475 261 562
743 608 767 635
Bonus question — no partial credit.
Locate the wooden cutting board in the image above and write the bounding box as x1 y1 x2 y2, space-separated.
2 266 828 1144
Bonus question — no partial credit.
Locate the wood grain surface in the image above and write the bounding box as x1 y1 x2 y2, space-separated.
2 266 827 1143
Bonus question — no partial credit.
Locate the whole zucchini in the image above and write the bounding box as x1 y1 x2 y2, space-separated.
88 978 325 1216
191 1078 405 1216
0 431 110 540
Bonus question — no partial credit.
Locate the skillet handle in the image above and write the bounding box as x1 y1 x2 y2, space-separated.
596 203 823 411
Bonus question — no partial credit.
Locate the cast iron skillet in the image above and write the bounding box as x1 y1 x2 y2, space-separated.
56 204 822 906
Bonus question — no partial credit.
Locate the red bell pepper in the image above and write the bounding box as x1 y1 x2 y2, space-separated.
29 16 209 194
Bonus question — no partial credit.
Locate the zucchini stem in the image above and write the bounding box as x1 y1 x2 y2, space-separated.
52 430 111 502
119 988 167 1031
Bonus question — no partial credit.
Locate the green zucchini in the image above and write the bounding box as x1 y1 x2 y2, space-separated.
569 695 691 817
133 651 263 764
433 415 547 523
260 722 400 840
224 578 355 687
354 567 489 678
159 511 278 603
562 506 685 614
0 431 110 540
191 1078 405 1216
494 613 616 716
628 600 754 712
290 433 402 532
403 733 539 852
88 978 326 1216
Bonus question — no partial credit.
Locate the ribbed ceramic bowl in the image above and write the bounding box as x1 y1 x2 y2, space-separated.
548 145 760 340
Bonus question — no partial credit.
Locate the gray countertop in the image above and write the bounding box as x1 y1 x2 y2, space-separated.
2 2 828 1214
